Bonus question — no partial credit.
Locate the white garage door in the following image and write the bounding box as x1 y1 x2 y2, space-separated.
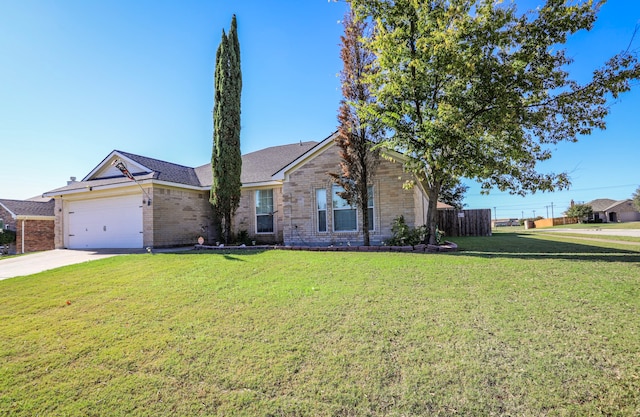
67 195 143 249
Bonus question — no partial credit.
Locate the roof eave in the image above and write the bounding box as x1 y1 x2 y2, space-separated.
16 215 56 221
272 132 339 181
0 202 17 219
82 150 153 182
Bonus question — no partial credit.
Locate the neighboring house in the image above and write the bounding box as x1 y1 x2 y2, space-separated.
43 132 433 249
588 198 640 223
0 198 55 254
491 218 521 227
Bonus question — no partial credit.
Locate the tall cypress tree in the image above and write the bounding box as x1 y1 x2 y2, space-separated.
211 15 242 244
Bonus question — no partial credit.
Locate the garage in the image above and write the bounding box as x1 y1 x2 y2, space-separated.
66 194 143 249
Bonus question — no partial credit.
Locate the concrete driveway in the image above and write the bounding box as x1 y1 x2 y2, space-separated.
0 249 136 281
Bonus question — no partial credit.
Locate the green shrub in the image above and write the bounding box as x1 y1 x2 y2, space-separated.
387 215 427 246
0 229 16 245
235 229 251 246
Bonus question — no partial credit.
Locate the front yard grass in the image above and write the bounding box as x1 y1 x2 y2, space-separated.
1 232 639 416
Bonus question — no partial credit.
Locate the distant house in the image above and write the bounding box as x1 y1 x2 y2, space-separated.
43 132 437 249
491 218 521 227
0 198 55 254
588 198 640 223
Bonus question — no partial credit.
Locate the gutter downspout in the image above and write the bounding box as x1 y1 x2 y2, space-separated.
21 220 25 254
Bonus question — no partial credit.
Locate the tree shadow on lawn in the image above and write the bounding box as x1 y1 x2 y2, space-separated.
452 233 640 264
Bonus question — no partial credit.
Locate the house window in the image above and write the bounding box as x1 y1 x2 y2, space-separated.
332 185 357 231
256 189 274 233
316 189 327 232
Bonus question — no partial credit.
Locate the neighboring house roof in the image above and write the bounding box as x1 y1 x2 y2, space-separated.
602 199 636 212
437 202 455 209
588 198 617 212
0 199 55 218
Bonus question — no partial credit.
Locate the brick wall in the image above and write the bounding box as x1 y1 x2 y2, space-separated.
283 144 421 246
0 205 15 231
232 186 284 244
150 186 214 247
16 219 55 253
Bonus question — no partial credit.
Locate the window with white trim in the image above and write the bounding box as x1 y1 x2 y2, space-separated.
332 185 357 231
256 189 274 233
316 189 327 232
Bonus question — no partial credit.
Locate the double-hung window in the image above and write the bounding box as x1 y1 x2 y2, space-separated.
332 185 357 231
316 189 327 232
256 189 274 233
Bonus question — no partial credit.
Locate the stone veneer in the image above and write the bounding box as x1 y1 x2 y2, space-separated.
232 187 284 244
148 186 213 247
282 145 427 246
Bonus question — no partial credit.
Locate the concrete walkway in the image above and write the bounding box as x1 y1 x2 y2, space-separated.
0 249 136 281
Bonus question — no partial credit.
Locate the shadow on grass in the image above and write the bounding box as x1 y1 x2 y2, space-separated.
451 233 640 263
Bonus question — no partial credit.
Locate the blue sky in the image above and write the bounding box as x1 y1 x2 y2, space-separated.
1 0 638 220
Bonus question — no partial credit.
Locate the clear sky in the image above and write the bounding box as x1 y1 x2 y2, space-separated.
1 1 638 220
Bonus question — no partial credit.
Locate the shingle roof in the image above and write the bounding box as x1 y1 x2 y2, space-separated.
0 199 54 217
588 198 617 212
240 141 319 184
116 150 202 187
190 141 320 186
45 141 321 196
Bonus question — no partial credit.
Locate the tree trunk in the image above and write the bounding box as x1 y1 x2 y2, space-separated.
360 195 370 246
425 181 440 245
224 212 232 244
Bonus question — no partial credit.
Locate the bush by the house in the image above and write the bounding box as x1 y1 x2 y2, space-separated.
387 215 427 246
0 229 16 245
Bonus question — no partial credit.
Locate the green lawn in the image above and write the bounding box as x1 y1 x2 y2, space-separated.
559 221 640 230
1 233 639 416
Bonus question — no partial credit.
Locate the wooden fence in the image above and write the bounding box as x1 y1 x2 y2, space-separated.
533 217 579 228
437 209 492 237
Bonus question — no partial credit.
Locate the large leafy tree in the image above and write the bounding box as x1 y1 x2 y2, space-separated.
329 9 380 246
350 0 640 244
438 178 468 210
211 15 242 244
565 203 593 223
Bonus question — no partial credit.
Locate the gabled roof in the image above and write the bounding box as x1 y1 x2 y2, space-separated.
0 199 54 218
116 151 202 187
588 198 618 212
183 141 320 188
44 140 322 196
272 132 338 180
241 141 319 184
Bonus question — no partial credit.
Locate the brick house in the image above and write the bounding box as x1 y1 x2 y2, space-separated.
588 198 640 223
43 132 433 249
0 198 55 254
